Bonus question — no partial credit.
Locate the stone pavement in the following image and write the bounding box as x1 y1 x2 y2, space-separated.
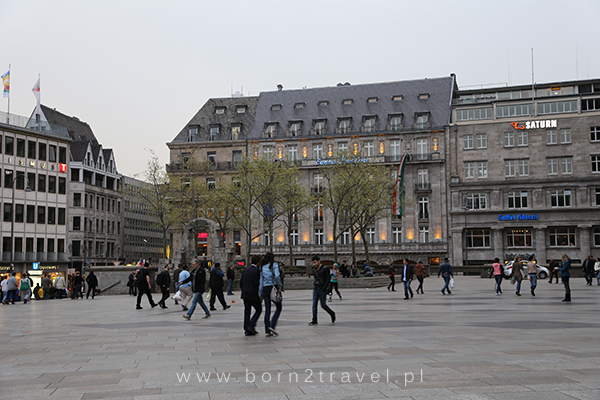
1 276 600 400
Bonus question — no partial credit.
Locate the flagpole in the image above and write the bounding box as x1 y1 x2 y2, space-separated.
5 64 9 124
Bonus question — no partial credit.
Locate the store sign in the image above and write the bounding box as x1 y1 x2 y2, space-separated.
32 262 40 270
498 213 539 221
511 120 557 130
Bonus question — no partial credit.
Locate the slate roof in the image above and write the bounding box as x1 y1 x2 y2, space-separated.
249 76 456 139
41 105 98 143
170 96 259 143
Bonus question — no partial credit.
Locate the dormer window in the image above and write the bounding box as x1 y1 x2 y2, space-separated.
389 114 403 131
264 123 277 138
289 121 302 137
363 116 376 132
318 100 329 107
209 125 220 141
188 126 198 136
294 102 305 109
367 97 378 103
337 118 351 134
215 107 226 115
271 104 282 111
236 105 247 114
392 95 403 101
415 113 429 129
231 124 241 140
418 93 430 100
313 119 326 135
342 99 354 105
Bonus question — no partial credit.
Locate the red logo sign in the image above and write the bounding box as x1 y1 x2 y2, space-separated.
59 163 67 172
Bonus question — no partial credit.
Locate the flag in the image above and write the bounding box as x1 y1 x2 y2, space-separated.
32 76 41 115
1 70 9 99
392 154 407 216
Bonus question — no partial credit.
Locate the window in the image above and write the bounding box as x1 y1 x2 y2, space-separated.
416 114 428 129
596 188 600 206
418 197 429 219
290 229 298 246
464 162 475 179
236 105 247 114
314 120 325 135
271 104 281 111
505 160 516 177
263 146 274 158
58 208 65 225
27 173 35 191
16 139 25 157
582 98 600 111
416 139 428 160
289 122 301 136
215 107 225 114
15 204 24 223
392 95 403 101
340 230 350 245
466 229 491 248
592 156 600 173
477 161 488 178
504 132 514 147
496 104 533 118
546 130 557 145
38 175 46 192
364 142 374 157
48 176 56 193
265 123 277 138
313 173 323 193
419 226 429 243
47 239 55 254
342 99 353 105
463 135 473 149
207 178 215 190
314 229 324 245
476 134 487 149
551 189 571 207
37 206 45 224
466 193 487 209
318 100 329 107
389 115 402 131
518 159 529 176
5 136 13 155
392 227 402 244
49 145 57 162
390 140 401 161
26 205 35 223
508 191 528 208
537 100 577 114
314 202 323 222
4 170 12 188
73 192 81 206
549 227 576 247
38 143 46 160
47 207 56 224
363 117 376 132
209 126 219 141
207 152 217 169
232 150 242 167
547 158 558 175
561 157 572 174
3 203 11 222
591 127 600 142
366 228 375 244
456 107 493 121
507 228 532 247
288 145 298 161
59 147 67 164
367 97 378 103
560 128 571 144
294 102 305 109
313 144 323 160
417 169 429 189
338 118 351 134
231 125 241 140
517 131 528 146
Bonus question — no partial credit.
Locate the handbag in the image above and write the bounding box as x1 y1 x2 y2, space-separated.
449 278 455 289
172 290 183 302
270 286 282 304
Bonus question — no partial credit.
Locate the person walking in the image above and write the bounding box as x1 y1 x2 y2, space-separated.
178 265 193 311
438 258 453 295
309 256 336 326
493 258 503 295
86 271 99 299
415 261 426 294
328 263 342 301
42 273 53 300
172 264 182 304
582 255 593 286
127 271 136 296
181 259 211 320
19 273 32 304
73 271 84 299
209 263 231 311
548 258 560 284
527 256 538 296
387 264 396 291
402 259 414 299
0 276 7 304
554 253 572 302
240 255 261 335
511 256 524 296
259 252 282 336
226 264 235 295
136 262 158 310
156 264 171 308
53 273 66 299
595 257 600 286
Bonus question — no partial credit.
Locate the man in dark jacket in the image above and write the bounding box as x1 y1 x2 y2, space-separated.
402 259 414 299
85 271 99 299
438 257 454 295
582 255 593 286
240 255 262 336
226 265 235 295
209 263 230 311
182 259 211 320
156 264 171 308
309 256 336 326
136 262 158 310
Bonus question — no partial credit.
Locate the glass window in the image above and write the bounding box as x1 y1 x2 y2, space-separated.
463 135 473 149
363 117 376 132
560 129 571 144
547 158 558 175
591 127 600 142
59 147 67 164
389 115 402 131
477 162 488 178
476 134 487 149
313 144 323 160
518 159 529 176
504 132 514 147
456 107 493 121
26 205 35 223
231 125 241 140
417 169 429 188
537 100 577 114
289 122 301 136
466 229 491 248
15 204 24 223
466 193 487 210
551 189 571 207
314 229 323 245
3 203 12 222
418 197 429 219
265 124 277 138
549 227 576 247
38 143 46 161
48 176 56 193
507 228 532 247
5 136 13 155
546 130 557 145
16 139 25 157
366 228 375 244
561 157 572 174
416 114 428 129
517 131 528 146
393 227 402 244
27 173 35 191
364 142 374 157
3 169 12 188
314 202 323 222
390 140 400 161
594 227 600 246
74 193 81 207
508 191 528 208
290 230 298 246
37 206 45 224
58 208 65 225
58 177 66 194
47 207 56 224
419 226 429 243
338 119 350 134
49 145 57 162
505 159 514 177
416 139 428 160
464 162 475 179
288 145 298 161
592 155 600 173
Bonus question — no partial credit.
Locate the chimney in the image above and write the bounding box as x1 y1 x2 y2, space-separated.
277 84 283 91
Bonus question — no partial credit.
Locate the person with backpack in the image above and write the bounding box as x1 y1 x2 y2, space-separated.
309 255 336 326
209 263 231 311
156 264 171 309
19 273 32 304
259 252 282 336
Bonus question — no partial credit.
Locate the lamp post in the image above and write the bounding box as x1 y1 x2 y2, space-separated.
10 173 32 271
461 197 469 267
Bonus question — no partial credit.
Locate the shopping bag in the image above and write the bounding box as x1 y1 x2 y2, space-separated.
449 278 455 289
206 289 212 301
270 286 282 304
172 290 183 302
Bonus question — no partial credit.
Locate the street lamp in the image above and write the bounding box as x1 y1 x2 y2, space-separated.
10 173 32 271
461 197 469 267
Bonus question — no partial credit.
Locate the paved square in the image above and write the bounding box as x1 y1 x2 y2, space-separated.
1 276 599 399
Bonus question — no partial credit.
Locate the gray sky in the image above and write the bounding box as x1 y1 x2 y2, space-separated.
2 0 599 178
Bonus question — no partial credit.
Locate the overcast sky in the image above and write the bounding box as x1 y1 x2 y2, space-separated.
2 0 599 178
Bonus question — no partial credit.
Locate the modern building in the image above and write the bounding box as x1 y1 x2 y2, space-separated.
0 110 70 284
122 175 163 264
449 79 600 266
168 76 457 267
40 106 124 271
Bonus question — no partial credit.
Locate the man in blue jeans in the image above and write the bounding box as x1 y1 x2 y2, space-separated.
438 257 453 295
181 259 211 320
309 256 335 326
402 258 414 300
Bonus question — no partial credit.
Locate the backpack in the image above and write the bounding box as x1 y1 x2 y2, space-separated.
136 269 144 285
156 271 166 286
